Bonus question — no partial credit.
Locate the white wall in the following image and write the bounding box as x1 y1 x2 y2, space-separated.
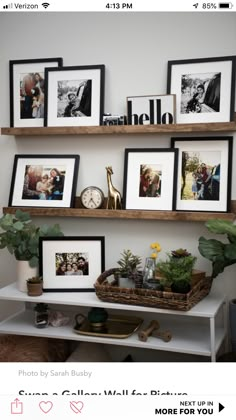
0 12 236 358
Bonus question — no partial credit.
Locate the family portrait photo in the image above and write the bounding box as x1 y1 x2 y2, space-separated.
44 65 105 127
22 164 65 201
9 154 79 208
55 252 89 276
20 71 45 120
123 148 177 211
139 164 162 198
57 79 92 118
10 57 63 127
39 236 105 292
171 137 232 213
181 72 221 114
167 56 235 123
180 150 221 201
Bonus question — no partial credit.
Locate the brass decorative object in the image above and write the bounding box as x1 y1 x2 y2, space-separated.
105 166 122 209
73 314 143 339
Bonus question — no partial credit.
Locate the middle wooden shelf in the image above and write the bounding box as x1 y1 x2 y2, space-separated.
2 206 235 222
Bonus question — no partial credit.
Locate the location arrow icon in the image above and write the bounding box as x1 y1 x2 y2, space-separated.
219 403 225 412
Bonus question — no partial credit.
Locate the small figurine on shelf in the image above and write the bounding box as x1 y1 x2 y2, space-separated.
105 166 122 210
34 303 49 329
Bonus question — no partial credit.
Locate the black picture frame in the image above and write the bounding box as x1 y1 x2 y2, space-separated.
10 57 63 127
39 236 105 292
167 55 236 123
8 154 79 208
123 148 178 211
171 137 233 212
44 65 105 127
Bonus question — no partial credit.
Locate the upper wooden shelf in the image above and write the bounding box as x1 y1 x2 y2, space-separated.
2 206 235 222
1 118 236 136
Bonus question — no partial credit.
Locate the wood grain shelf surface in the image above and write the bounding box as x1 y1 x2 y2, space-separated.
1 119 236 136
2 206 235 222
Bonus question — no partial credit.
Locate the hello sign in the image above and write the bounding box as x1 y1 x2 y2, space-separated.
127 94 176 125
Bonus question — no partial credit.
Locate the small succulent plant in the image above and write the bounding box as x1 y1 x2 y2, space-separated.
171 248 191 258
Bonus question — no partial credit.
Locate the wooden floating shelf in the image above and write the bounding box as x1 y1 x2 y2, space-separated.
1 119 236 136
2 207 235 222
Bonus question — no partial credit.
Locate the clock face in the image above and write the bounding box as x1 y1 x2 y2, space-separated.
81 187 104 209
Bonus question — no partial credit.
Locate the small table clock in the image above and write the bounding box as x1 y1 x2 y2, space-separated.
80 186 105 209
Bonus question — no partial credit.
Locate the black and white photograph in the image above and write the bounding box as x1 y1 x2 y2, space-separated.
167 56 235 123
57 79 92 118
171 137 233 212
39 237 105 292
44 65 105 127
10 58 63 127
181 72 220 114
8 155 79 208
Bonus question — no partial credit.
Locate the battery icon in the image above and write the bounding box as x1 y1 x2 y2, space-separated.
218 2 233 8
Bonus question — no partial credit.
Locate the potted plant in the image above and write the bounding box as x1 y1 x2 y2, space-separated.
198 219 236 352
34 303 49 328
0 209 64 292
27 276 43 296
116 249 142 288
156 249 197 293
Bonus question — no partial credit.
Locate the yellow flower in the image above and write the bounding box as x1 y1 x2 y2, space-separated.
151 252 157 259
150 242 161 252
154 242 161 252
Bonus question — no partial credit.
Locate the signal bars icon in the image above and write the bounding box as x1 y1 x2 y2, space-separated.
42 2 50 8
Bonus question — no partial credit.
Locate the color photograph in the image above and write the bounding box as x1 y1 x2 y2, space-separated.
9 155 79 208
171 137 233 212
55 252 89 276
139 164 162 198
180 150 221 201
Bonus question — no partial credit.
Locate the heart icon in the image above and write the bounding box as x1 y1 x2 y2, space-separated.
39 401 53 414
70 401 84 414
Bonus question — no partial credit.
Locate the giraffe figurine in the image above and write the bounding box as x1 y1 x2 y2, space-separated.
105 166 122 210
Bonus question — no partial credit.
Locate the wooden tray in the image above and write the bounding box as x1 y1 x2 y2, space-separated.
73 315 143 339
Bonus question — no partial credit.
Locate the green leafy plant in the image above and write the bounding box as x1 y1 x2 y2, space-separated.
0 210 64 267
198 219 236 279
116 249 142 279
156 250 197 288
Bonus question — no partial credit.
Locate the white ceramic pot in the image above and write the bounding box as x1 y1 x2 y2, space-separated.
118 276 135 288
16 260 38 293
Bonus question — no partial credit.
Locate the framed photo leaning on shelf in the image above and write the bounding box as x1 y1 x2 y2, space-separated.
171 137 233 213
10 57 63 128
44 65 105 127
167 56 236 124
123 148 178 211
39 236 105 292
8 154 79 208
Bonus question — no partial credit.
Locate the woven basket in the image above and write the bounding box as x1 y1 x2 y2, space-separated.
94 268 213 311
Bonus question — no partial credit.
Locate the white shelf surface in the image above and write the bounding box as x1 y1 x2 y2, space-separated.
0 283 225 318
0 309 225 357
